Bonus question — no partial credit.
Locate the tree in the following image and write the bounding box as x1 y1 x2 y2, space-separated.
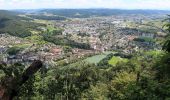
163 15 170 52
0 60 43 100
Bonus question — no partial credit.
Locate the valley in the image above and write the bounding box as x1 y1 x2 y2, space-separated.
0 9 170 99
0 10 166 66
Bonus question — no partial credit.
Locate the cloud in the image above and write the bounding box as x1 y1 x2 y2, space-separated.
0 0 170 10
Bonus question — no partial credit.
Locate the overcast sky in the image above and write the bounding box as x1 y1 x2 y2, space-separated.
0 0 170 10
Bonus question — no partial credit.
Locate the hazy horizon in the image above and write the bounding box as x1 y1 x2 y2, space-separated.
6 8 170 11
0 0 170 10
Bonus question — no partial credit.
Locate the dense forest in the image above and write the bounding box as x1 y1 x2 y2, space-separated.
0 15 170 100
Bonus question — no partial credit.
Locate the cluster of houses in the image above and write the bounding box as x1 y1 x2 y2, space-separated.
0 14 164 65
0 34 29 45
112 28 160 54
0 40 96 66
55 15 159 54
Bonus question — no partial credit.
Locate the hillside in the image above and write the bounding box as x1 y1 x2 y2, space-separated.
0 10 45 37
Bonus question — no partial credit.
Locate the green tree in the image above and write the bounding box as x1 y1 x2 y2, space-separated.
163 15 170 52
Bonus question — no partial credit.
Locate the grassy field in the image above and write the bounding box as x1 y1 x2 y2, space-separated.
84 54 108 64
108 56 128 66
84 51 116 64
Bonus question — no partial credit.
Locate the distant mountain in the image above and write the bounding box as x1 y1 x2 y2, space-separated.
25 9 170 18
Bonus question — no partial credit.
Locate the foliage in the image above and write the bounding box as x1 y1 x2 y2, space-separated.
7 46 24 55
63 46 72 53
97 53 113 67
162 15 170 52
133 37 155 43
46 28 63 36
1 48 170 100
108 56 128 66
163 38 170 52
43 33 91 49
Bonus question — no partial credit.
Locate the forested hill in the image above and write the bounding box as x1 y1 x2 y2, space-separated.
30 9 170 18
0 10 18 18
0 10 30 21
0 10 44 38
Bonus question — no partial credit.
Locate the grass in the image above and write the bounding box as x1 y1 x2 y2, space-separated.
108 56 128 66
84 54 108 64
84 51 116 64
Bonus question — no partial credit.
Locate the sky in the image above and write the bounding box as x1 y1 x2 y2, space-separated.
0 0 170 10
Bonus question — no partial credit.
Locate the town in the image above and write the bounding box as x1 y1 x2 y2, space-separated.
0 13 165 67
